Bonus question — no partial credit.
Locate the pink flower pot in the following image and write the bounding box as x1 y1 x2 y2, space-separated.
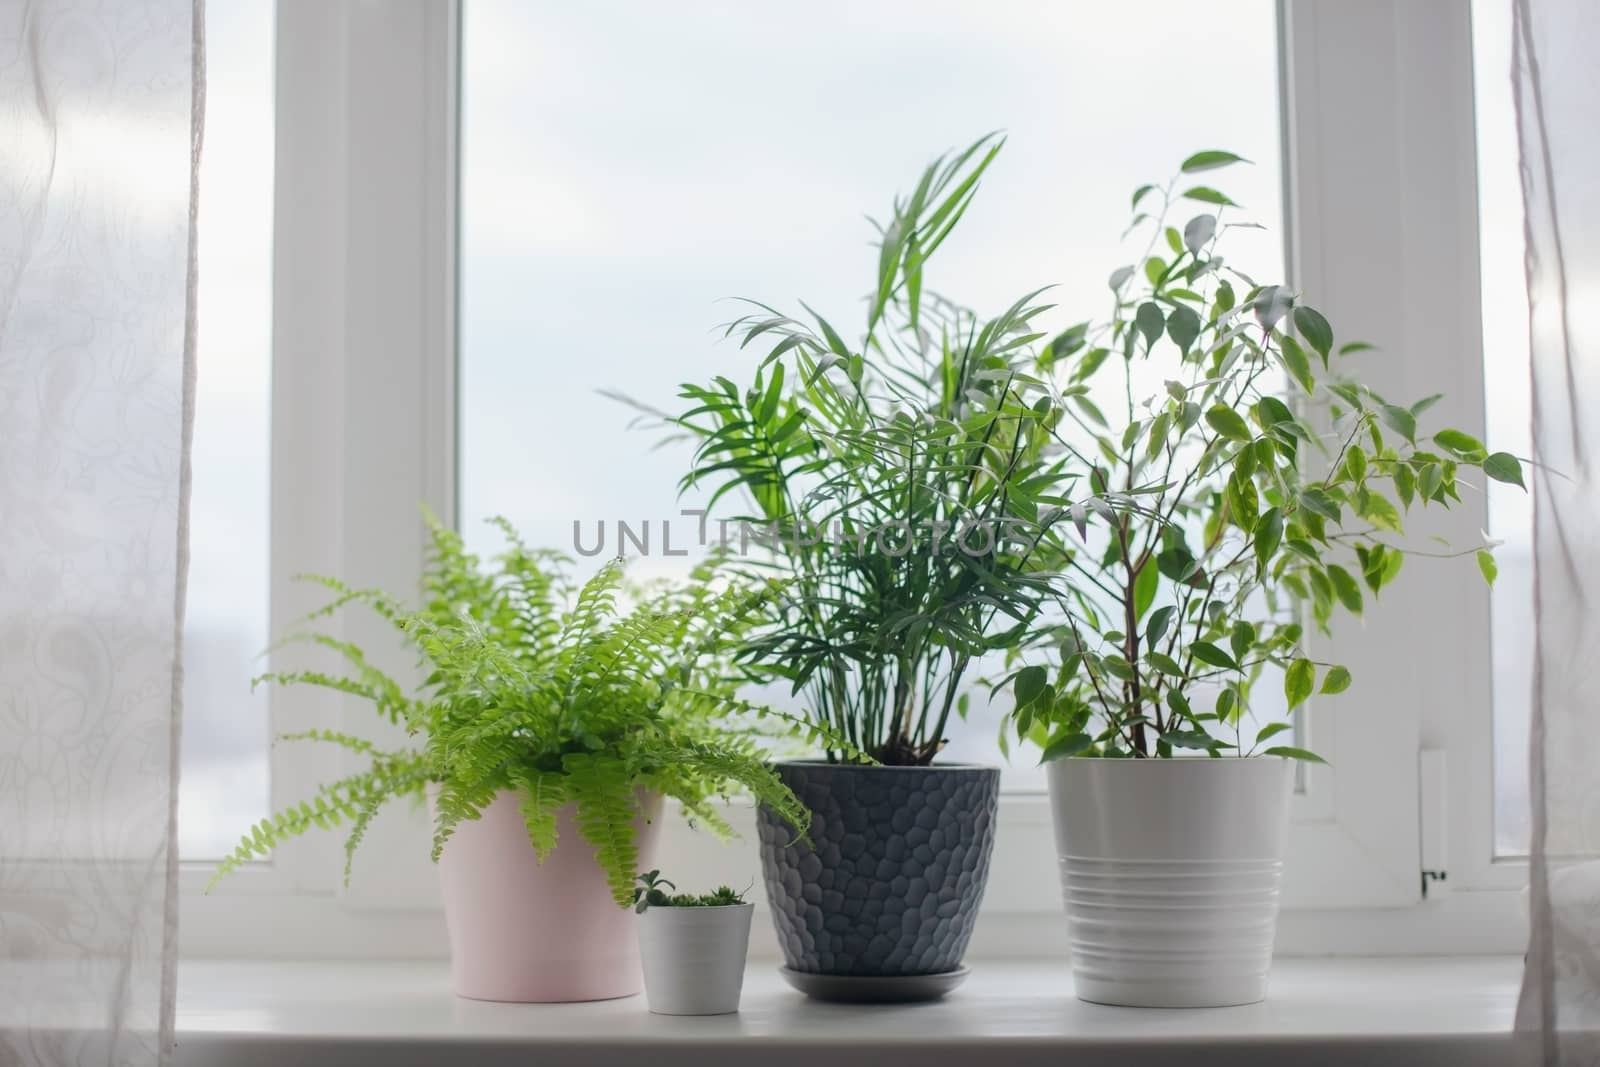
435 789 662 1002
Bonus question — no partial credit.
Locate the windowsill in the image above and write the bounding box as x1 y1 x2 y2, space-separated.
174 956 1527 1066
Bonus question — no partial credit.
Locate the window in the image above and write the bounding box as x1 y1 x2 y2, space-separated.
180 0 275 860
458 0 1282 784
183 0 1529 958
1471 0 1534 859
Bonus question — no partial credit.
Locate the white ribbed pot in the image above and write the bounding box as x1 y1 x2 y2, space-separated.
1046 756 1294 1008
637 903 755 1015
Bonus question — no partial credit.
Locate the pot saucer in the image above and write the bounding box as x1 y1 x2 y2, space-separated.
777 965 970 1003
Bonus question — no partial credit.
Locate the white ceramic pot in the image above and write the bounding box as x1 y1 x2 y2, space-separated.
636 902 755 1015
1046 756 1294 1008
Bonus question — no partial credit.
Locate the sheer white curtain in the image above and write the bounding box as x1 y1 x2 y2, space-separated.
0 1 201 1063
1514 0 1600 1062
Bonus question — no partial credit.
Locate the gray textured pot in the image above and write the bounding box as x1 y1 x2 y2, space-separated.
757 761 1000 979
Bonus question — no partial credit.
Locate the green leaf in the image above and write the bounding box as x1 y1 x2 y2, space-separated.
1411 392 1444 416
1038 732 1093 763
1191 642 1239 671
1380 404 1417 443
1341 446 1368 483
1254 285 1293 331
1359 491 1403 533
1183 214 1217 254
1109 265 1135 291
1133 562 1160 622
1298 488 1341 521
1253 507 1283 573
1148 651 1184 676
1433 429 1486 461
1226 471 1259 528
1255 722 1293 745
1181 150 1250 173
1286 537 1319 563
1072 396 1110 431
1276 335 1315 394
1320 665 1352 695
1182 185 1239 207
1167 305 1202 354
1100 656 1133 681
1394 464 1416 507
1136 302 1166 348
1160 730 1215 751
1327 565 1364 614
1131 184 1156 210
1285 658 1315 708
1206 404 1253 442
1147 605 1176 648
1419 463 1444 501
1264 746 1328 764
1230 620 1256 662
1166 688 1192 718
1477 549 1498 586
1483 451 1526 488
1210 688 1235 725
1014 665 1048 708
1292 306 1333 362
1156 547 1197 582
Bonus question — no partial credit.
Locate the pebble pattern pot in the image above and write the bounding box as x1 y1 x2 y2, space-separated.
757 761 1000 977
436 789 661 1002
1047 757 1294 1008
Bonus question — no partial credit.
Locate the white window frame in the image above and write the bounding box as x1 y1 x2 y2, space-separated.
180 0 1528 960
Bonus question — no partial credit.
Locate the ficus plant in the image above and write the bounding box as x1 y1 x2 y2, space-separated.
616 134 1097 766
1002 151 1524 762
208 518 835 906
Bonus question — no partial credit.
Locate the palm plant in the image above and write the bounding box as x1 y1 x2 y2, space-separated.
630 136 1096 765
208 518 823 905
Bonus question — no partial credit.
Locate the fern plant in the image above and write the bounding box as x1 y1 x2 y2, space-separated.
209 518 831 906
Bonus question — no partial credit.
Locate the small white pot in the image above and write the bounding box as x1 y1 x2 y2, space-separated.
1047 756 1294 1008
637 903 754 1015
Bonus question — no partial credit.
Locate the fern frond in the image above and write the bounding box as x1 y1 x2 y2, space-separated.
563 752 642 907
255 629 418 727
676 689 875 765
288 574 408 628
559 559 626 665
207 770 383 890
655 737 812 843
510 766 567 860
429 775 501 862
278 729 390 758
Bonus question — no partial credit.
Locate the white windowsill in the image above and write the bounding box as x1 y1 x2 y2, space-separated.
174 956 1527 1067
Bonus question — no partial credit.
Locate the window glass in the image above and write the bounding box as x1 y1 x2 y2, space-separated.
459 0 1284 781
1471 0 1534 857
180 0 275 859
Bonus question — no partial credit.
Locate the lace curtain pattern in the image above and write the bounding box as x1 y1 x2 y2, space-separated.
0 1 200 1063
1514 0 1600 1062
